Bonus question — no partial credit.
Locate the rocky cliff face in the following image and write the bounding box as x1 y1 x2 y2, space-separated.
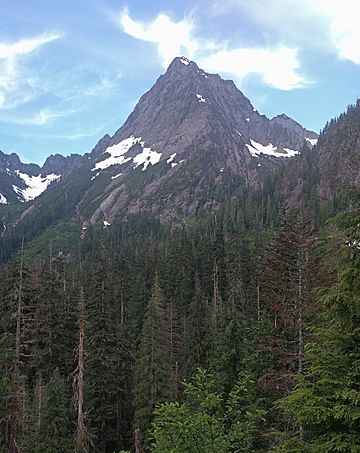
77 57 317 223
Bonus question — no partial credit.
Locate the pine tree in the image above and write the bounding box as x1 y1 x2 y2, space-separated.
0 241 35 452
84 242 119 452
133 276 171 436
213 231 248 394
184 276 211 377
34 251 75 381
260 215 318 396
73 285 89 453
38 369 73 453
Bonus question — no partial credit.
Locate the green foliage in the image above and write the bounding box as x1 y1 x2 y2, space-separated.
134 277 171 435
37 369 74 453
277 212 360 452
84 242 120 452
151 369 266 453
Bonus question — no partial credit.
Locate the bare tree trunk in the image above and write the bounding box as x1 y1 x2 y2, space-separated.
168 298 181 400
212 259 222 330
7 236 26 452
74 286 88 452
298 248 304 375
134 428 143 453
116 290 124 444
297 246 307 442
35 372 43 433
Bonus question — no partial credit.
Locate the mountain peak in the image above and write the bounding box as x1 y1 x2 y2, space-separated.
166 56 209 79
77 57 318 223
168 56 196 69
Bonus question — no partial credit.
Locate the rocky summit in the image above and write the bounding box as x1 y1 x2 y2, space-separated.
76 57 317 223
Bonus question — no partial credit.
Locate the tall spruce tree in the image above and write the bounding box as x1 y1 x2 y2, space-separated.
38 368 73 453
133 276 170 437
84 242 119 452
184 276 211 378
261 215 318 395
0 241 35 452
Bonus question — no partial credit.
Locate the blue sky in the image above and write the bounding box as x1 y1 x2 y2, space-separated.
1 0 360 164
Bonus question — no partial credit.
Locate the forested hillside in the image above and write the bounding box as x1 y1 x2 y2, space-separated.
1 59 360 453
1 188 359 452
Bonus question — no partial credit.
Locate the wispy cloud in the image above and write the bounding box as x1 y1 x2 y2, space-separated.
113 8 309 90
0 33 61 59
116 8 199 67
0 106 78 126
211 0 360 65
20 123 109 140
0 32 62 111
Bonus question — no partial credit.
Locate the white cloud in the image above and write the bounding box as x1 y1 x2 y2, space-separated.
315 0 360 64
212 0 360 66
116 8 199 67
199 46 310 90
0 33 62 111
114 8 308 90
0 107 78 126
0 33 61 60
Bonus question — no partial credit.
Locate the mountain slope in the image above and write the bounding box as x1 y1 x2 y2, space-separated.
76 57 317 223
0 151 82 204
279 100 360 209
0 56 319 261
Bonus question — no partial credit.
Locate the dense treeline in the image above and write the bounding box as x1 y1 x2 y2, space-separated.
0 199 359 452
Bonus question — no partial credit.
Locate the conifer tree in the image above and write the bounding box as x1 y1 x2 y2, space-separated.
0 241 35 452
84 242 119 452
184 276 211 377
277 213 360 452
74 285 89 453
260 215 318 396
38 369 73 453
133 276 170 436
213 231 248 393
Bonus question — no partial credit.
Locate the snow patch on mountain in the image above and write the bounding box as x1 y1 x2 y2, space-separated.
167 153 176 164
180 57 190 65
246 140 299 158
13 172 60 202
93 137 138 171
283 147 299 157
0 193 7 204
133 147 162 171
93 136 162 172
306 137 318 146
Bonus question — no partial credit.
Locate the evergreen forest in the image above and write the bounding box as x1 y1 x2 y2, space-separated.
1 190 360 453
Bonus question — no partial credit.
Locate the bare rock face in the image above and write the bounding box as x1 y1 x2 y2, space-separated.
79 57 317 223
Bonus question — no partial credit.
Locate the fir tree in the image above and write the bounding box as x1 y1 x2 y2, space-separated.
38 369 73 453
0 241 35 452
133 276 171 437
184 276 211 377
84 242 119 452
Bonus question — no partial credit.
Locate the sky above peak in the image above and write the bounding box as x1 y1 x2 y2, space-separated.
1 0 360 164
